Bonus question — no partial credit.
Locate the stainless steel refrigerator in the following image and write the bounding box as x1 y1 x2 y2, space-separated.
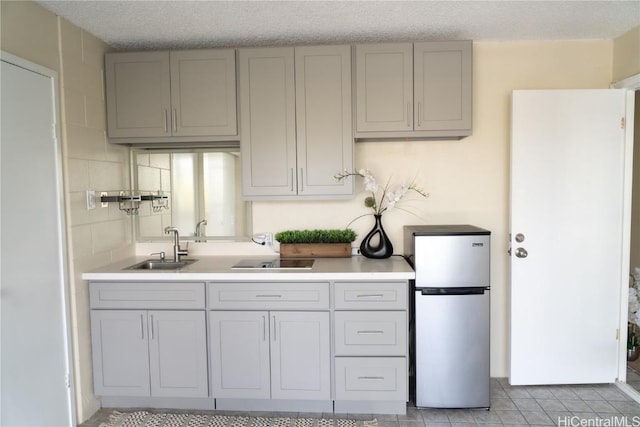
404 225 491 409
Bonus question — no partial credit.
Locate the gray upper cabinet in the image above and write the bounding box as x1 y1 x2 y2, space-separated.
240 46 353 199
355 43 413 133
105 49 237 142
355 41 472 139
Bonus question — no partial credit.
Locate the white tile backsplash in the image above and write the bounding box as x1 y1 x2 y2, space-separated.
71 224 93 256
64 88 86 127
66 124 107 161
137 165 161 192
92 219 130 254
67 159 89 192
149 153 171 169
161 169 171 192
85 93 106 130
88 160 123 191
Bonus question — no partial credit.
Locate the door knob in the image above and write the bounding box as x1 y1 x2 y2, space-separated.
515 247 528 258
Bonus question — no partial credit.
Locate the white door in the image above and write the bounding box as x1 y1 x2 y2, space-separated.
510 89 630 385
1 57 74 425
210 311 271 399
271 311 331 400
149 310 208 398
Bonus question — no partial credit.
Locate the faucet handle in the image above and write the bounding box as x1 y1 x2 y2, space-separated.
151 251 166 262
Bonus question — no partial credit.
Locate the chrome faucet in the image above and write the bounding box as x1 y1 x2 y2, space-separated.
195 219 208 243
164 226 188 261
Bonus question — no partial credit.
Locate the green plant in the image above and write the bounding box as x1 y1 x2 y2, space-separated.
275 229 357 244
629 324 638 350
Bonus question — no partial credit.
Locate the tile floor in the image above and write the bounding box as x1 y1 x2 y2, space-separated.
80 377 640 427
628 365 640 394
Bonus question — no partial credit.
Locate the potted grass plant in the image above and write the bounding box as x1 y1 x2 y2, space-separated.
275 229 357 258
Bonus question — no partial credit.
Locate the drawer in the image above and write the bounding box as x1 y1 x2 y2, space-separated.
334 311 407 356
335 357 407 401
334 282 408 309
89 282 205 309
208 282 330 310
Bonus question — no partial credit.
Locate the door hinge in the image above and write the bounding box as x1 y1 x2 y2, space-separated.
621 117 626 129
65 372 71 388
616 328 620 340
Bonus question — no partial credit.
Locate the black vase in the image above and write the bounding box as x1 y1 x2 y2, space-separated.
359 214 393 259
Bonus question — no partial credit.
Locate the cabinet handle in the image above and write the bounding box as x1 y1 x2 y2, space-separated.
172 108 177 133
407 103 411 127
150 314 155 340
358 376 385 380
272 315 276 341
290 168 294 192
163 110 168 134
140 314 145 340
262 315 267 341
255 294 282 298
356 293 384 298
299 168 304 193
417 102 422 127
357 330 384 335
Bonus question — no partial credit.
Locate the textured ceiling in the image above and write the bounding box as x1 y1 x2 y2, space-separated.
36 0 640 51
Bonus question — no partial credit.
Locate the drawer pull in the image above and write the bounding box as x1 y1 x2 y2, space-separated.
357 330 384 334
255 294 282 298
356 294 384 298
358 376 385 380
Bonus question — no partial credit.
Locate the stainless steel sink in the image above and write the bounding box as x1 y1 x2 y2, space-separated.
126 259 197 270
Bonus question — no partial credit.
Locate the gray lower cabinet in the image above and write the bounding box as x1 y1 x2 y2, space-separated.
333 281 409 414
91 310 208 398
89 282 208 399
87 279 408 413
209 310 331 400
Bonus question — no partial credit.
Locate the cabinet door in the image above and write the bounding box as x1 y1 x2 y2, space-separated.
355 44 413 132
148 311 208 398
210 311 270 399
90 310 150 396
170 49 237 137
270 311 330 400
414 41 472 133
105 51 171 138
295 46 353 196
240 48 297 197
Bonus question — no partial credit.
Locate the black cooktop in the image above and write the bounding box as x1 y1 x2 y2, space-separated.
231 258 315 269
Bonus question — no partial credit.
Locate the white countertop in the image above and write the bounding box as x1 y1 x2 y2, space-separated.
82 255 415 281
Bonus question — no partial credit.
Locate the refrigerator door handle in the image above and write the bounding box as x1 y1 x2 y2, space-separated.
419 287 489 296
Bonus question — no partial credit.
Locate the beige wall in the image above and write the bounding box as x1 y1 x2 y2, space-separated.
253 39 614 377
613 26 640 82
0 0 626 419
1 1 134 423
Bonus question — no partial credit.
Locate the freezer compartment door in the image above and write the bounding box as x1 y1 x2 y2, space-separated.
415 289 490 408
414 234 490 287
